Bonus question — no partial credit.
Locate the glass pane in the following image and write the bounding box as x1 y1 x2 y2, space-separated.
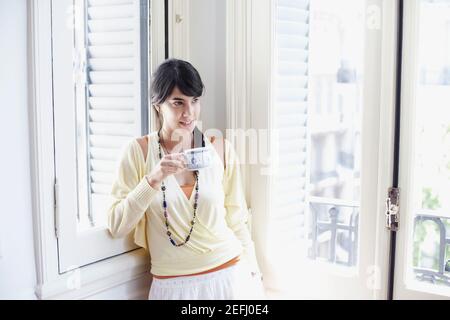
307 0 365 267
408 0 450 293
308 0 364 202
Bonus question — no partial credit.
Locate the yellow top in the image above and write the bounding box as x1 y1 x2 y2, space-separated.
107 131 261 277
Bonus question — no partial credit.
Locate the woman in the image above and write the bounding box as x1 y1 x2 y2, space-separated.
107 58 265 300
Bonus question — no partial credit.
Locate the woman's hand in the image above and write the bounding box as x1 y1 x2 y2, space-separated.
146 153 186 189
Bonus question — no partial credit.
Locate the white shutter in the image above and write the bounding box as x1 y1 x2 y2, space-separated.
52 0 148 272
85 0 145 227
272 0 310 244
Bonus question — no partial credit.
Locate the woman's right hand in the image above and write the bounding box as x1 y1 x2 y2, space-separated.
145 153 186 189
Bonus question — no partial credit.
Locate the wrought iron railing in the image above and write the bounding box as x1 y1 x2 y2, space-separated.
309 197 359 266
413 213 450 286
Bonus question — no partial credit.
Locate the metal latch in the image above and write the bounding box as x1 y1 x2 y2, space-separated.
385 187 399 231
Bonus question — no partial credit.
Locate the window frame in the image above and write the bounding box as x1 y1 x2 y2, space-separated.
29 0 165 299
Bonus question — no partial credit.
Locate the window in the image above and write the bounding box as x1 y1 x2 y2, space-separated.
307 0 364 267
52 0 149 273
254 0 385 298
271 0 364 268
407 0 450 290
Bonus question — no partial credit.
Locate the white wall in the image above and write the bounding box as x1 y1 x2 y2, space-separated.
0 0 37 299
189 0 227 134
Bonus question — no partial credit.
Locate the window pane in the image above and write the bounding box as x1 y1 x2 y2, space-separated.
307 0 365 267
308 0 364 202
409 0 450 292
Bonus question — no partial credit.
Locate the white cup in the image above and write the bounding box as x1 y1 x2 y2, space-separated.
183 147 212 170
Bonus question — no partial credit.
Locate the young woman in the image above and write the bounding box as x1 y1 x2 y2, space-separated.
107 58 265 300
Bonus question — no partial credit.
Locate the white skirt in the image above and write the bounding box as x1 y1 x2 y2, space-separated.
148 260 266 300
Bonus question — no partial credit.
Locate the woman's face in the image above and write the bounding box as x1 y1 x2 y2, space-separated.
157 86 201 136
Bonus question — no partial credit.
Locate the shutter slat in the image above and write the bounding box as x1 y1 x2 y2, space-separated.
89 58 134 71
90 109 134 122
89 97 134 109
276 75 308 88
277 0 309 9
278 48 308 62
274 179 306 195
90 147 120 161
88 5 135 20
277 102 308 115
88 45 134 58
277 139 307 155
91 160 117 172
91 171 115 184
276 113 308 127
274 166 306 179
89 71 135 84
88 0 133 6
278 152 307 166
88 18 134 33
277 7 309 23
91 183 114 195
277 34 309 49
278 127 307 140
88 84 135 97
278 61 308 76
276 88 308 102
277 21 309 36
90 135 133 148
88 32 135 45
89 122 135 136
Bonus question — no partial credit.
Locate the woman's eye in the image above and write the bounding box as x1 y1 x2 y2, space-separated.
173 102 183 107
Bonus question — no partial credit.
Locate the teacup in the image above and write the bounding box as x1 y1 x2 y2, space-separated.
183 147 212 170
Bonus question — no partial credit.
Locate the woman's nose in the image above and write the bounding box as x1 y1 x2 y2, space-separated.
183 102 195 115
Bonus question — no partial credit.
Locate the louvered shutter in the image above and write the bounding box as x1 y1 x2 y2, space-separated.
52 0 149 272
85 0 146 225
272 0 310 244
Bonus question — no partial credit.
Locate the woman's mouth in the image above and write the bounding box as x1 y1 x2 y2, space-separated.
179 120 194 127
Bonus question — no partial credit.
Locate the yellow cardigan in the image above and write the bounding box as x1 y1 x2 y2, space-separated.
107 131 261 276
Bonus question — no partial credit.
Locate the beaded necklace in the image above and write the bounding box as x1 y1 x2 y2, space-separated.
157 129 200 247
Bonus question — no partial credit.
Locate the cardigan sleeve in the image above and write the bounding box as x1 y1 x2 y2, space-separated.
107 139 158 249
222 139 262 276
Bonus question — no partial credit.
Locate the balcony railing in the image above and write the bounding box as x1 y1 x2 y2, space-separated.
413 213 450 287
309 197 359 266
